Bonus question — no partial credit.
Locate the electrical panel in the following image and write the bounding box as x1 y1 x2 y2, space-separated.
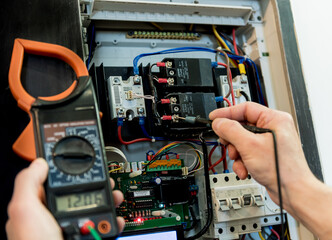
79 0 295 239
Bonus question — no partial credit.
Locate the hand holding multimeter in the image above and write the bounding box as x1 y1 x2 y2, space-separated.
7 39 121 239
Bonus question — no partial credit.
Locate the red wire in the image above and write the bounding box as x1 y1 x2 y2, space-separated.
232 28 239 55
208 145 218 173
223 97 232 107
241 234 246 240
209 145 226 172
117 126 151 145
271 228 280 240
217 62 235 106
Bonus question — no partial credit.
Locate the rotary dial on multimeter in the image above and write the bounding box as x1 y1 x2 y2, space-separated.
44 122 106 187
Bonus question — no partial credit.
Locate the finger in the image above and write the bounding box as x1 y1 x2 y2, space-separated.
209 102 270 125
110 178 115 189
232 159 248 179
11 158 48 202
218 137 229 146
212 118 256 149
112 190 124 207
227 144 239 160
117 217 125 232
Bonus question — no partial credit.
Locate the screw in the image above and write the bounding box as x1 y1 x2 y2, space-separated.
168 70 175 76
138 108 144 114
113 77 120 84
166 61 172 68
168 78 175 85
173 106 180 112
170 97 177 103
133 76 140 84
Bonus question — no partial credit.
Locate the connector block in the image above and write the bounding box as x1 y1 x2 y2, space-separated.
146 159 182 172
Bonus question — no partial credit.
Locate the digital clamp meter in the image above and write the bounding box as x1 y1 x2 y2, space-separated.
8 39 119 239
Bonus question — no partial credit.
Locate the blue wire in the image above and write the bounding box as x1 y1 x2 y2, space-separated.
139 117 165 141
133 47 218 74
87 24 95 69
221 36 234 53
140 124 165 141
133 47 266 105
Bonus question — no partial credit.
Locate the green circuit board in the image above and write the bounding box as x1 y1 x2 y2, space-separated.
111 165 194 232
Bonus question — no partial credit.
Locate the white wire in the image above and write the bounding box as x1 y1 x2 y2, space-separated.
188 166 204 175
178 148 203 171
132 92 155 103
176 152 197 170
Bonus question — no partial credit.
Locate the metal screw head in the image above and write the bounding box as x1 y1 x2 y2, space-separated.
117 108 124 114
166 61 172 68
138 108 144 114
168 78 175 85
168 70 175 76
133 76 140 84
170 97 177 103
113 77 120 84
173 106 180 112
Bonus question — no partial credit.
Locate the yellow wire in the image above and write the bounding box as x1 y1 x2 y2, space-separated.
258 231 266 240
212 25 237 67
285 228 290 240
189 24 194 31
109 167 122 173
150 22 163 31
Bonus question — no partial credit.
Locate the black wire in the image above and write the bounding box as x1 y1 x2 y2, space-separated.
218 31 246 56
184 132 213 240
242 125 284 240
183 206 198 232
240 91 250 101
271 130 284 240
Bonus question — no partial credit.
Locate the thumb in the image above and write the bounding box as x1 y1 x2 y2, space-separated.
11 158 49 202
212 118 255 149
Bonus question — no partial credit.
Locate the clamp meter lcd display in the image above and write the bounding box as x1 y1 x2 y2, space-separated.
8 39 119 239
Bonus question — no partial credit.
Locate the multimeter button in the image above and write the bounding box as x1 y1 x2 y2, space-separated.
53 136 95 175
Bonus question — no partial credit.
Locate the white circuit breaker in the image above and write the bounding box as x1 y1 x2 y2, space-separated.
197 173 283 240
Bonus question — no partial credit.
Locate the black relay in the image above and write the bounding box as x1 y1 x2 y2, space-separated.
166 93 217 119
161 58 214 87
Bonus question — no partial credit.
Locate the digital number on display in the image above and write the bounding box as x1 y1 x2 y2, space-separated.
56 190 106 212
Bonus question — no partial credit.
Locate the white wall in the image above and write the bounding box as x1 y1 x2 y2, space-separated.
290 0 332 186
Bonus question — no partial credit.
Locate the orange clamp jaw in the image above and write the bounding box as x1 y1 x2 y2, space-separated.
8 39 89 161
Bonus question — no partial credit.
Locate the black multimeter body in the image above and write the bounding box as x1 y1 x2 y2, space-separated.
30 76 118 239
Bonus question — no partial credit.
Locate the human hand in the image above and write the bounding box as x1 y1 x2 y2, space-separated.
6 158 125 240
209 102 315 209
